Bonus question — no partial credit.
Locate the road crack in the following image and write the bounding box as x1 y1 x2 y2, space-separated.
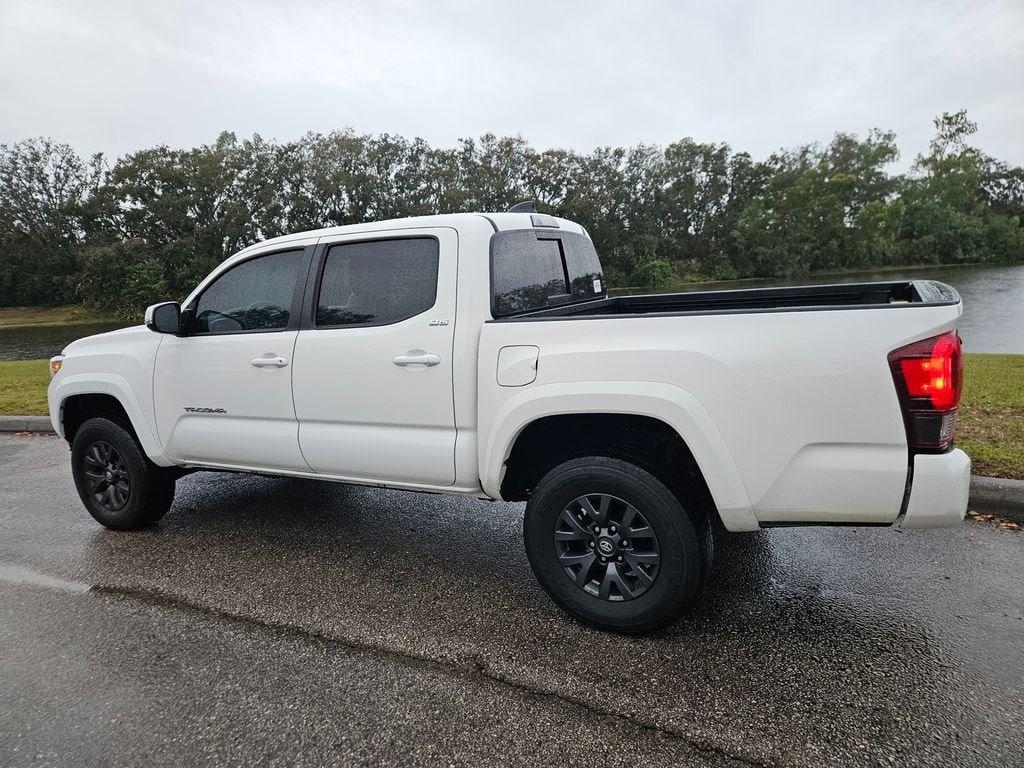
91 583 771 767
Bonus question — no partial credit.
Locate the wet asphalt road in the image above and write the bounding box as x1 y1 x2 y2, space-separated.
1 434 1022 767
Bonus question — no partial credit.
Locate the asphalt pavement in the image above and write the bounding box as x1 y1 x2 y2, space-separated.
1 433 1022 767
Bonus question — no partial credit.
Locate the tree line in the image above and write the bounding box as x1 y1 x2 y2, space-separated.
1 110 1021 316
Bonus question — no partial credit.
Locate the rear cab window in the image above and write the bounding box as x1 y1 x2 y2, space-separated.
490 229 605 317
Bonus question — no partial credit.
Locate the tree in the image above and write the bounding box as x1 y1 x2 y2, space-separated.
732 130 904 276
0 138 103 305
2 113 1021 316
897 110 1023 265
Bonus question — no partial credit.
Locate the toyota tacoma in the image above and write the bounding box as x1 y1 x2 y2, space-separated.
48 209 970 632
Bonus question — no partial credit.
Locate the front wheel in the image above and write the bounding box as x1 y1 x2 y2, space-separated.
71 417 175 530
523 456 710 634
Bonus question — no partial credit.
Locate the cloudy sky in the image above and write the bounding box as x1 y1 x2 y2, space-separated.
1 0 1021 167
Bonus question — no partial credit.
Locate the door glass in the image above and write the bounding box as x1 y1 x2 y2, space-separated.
316 238 439 327
193 249 304 334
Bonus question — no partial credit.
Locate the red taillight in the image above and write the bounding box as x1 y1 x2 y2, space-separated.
888 331 963 453
897 333 962 410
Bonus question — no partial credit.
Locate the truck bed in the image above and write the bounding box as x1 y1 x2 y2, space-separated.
492 280 960 321
478 273 964 528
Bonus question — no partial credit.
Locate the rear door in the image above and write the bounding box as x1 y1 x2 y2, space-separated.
291 228 458 485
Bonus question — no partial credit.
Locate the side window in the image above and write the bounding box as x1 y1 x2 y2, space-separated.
491 233 567 317
490 230 605 317
192 250 304 334
316 238 439 327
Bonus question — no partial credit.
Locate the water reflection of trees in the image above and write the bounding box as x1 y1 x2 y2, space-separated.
493 279 568 316
196 304 289 332
316 307 377 326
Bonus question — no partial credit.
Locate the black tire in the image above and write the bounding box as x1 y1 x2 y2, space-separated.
71 417 175 530
523 456 710 634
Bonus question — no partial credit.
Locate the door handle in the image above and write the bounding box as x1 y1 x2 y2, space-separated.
251 355 289 368
392 351 441 367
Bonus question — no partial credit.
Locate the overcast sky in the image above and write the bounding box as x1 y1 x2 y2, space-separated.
1 0 1021 168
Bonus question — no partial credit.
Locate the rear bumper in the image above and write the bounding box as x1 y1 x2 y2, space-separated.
898 448 970 529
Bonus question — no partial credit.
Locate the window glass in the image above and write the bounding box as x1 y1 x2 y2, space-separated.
564 234 605 301
317 238 439 327
193 249 303 334
491 230 605 317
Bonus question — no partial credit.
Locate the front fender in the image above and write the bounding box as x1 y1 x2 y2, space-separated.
480 381 759 531
49 373 174 467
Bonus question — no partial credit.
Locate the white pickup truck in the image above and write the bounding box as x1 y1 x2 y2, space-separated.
48 210 970 632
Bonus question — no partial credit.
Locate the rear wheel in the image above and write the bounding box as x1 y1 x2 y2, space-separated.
71 417 175 530
523 456 710 633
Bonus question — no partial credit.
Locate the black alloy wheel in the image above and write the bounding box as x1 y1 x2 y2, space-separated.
554 493 661 601
79 440 131 511
523 456 711 634
71 416 175 530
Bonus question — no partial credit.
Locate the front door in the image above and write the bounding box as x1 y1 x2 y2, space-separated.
153 246 312 471
291 229 457 485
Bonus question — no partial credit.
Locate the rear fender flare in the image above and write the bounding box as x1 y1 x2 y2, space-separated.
481 381 758 531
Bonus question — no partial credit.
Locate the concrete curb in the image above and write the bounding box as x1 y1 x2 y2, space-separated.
0 415 54 433
0 415 1021 520
969 476 1024 522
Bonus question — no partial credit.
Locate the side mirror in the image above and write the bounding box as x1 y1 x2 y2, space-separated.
145 301 181 334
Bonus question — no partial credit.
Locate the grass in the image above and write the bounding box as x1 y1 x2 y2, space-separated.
0 353 1021 478
0 359 50 415
0 305 117 329
958 354 1024 480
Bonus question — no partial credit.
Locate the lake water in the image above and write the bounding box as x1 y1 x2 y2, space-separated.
0 263 1021 360
0 320 131 361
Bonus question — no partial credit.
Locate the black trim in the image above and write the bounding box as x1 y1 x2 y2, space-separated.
477 214 499 233
299 242 326 330
293 244 319 332
897 458 915 520
305 234 441 331
182 245 315 337
488 280 961 323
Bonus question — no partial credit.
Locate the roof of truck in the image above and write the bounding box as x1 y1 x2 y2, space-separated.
235 212 585 258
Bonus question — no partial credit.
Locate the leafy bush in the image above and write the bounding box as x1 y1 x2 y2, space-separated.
633 259 677 290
